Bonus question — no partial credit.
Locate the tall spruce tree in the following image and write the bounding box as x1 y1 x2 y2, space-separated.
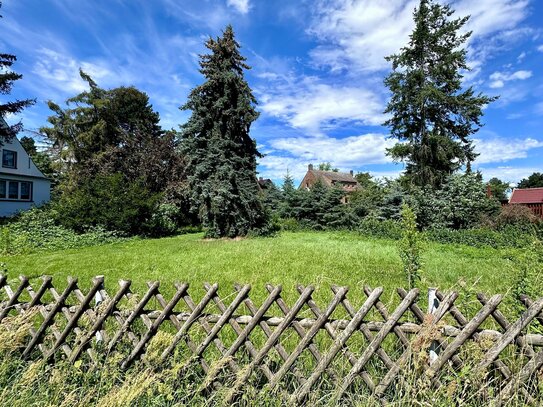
180 25 269 238
384 0 496 188
0 2 35 142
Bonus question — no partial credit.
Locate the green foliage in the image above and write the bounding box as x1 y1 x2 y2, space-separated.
359 217 402 240
383 0 496 188
487 177 510 201
180 25 269 238
512 240 543 316
411 173 500 230
54 174 160 235
398 205 424 288
425 225 536 249
518 172 543 189
317 162 339 172
0 207 125 255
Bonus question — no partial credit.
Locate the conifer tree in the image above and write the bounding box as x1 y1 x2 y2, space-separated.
180 25 269 238
384 0 496 188
0 2 35 142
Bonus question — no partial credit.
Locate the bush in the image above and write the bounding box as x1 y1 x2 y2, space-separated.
496 204 540 227
279 217 302 232
54 173 160 236
425 226 535 249
359 217 402 240
0 207 126 255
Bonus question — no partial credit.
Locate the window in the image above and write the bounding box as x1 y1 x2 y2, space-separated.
0 180 32 201
8 182 18 199
20 182 31 200
2 150 17 168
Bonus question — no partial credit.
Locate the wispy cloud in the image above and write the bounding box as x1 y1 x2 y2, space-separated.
258 75 386 132
227 0 250 14
489 69 532 88
474 137 543 164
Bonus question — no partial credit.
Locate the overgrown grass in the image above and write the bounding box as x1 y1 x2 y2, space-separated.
0 230 525 302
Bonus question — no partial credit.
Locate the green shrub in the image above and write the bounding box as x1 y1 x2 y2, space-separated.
278 217 302 232
0 207 126 255
359 217 402 240
425 226 535 249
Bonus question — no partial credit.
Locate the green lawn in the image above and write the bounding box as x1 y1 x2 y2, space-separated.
0 231 519 304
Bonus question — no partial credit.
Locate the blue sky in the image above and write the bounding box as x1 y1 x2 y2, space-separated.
1 0 543 185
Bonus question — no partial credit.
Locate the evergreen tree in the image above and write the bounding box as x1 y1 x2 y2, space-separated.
384 0 496 188
279 171 303 219
180 25 269 238
0 2 35 142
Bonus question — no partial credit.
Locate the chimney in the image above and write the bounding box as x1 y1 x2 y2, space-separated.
308 164 314 171
350 170 354 176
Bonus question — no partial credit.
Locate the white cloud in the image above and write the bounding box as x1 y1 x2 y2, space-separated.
307 0 531 74
258 76 386 131
488 69 532 88
474 137 543 164
538 45 543 52
268 133 394 167
477 166 540 183
227 0 250 14
32 48 114 93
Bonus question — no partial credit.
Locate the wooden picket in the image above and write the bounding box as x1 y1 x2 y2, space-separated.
2 274 543 404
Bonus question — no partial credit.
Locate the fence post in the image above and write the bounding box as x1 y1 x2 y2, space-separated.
428 287 440 364
94 275 104 343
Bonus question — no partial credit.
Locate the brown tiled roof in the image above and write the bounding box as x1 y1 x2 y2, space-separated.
509 188 543 204
311 170 357 183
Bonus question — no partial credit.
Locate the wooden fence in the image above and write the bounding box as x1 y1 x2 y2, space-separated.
2 274 543 404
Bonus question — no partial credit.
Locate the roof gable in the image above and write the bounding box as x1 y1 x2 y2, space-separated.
509 188 543 204
0 136 48 179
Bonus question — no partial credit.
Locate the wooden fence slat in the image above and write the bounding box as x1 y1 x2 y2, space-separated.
201 284 283 388
159 283 218 362
120 283 188 370
0 276 29 322
69 279 132 363
426 294 503 379
293 287 383 403
269 286 348 389
225 285 315 404
334 288 419 401
45 277 105 362
22 278 78 358
107 281 160 353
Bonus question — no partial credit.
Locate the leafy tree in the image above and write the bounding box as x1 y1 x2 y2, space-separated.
180 25 269 238
518 172 543 189
42 72 187 235
383 0 496 188
318 162 339 172
487 177 510 201
0 2 35 143
279 171 303 219
350 173 385 218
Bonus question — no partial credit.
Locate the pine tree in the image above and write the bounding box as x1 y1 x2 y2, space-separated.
180 25 269 238
0 2 35 142
384 0 496 188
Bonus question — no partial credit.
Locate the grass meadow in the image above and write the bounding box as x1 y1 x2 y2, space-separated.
0 230 521 302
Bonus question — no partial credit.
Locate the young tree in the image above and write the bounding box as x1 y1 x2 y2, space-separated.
0 2 35 142
384 0 496 188
180 25 269 238
518 172 543 189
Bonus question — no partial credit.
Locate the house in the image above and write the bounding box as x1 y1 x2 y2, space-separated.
0 118 51 217
508 187 543 218
299 164 359 203
257 177 274 191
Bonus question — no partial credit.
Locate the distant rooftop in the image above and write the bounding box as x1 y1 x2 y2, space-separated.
509 187 543 204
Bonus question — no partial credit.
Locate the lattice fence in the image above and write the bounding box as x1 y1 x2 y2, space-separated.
2 274 543 404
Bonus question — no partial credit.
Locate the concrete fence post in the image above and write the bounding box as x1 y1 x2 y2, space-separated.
94 275 104 343
428 287 440 364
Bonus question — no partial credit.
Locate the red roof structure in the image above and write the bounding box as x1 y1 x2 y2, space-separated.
509 188 543 204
